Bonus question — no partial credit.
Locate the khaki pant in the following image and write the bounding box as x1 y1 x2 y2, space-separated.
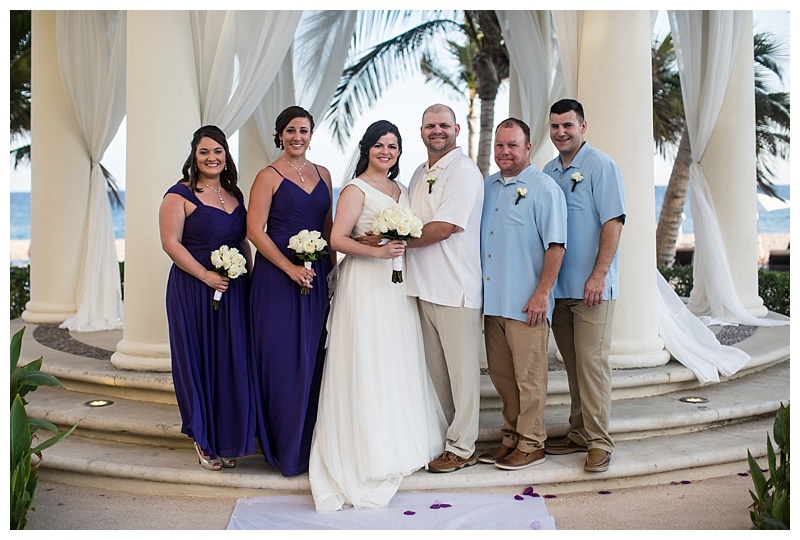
417 299 482 458
551 298 616 453
484 316 549 452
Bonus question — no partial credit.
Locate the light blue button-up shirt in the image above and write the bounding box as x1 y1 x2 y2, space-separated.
481 165 567 324
543 142 626 300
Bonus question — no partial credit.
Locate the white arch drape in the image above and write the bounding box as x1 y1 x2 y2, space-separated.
668 10 786 328
252 10 357 162
496 10 565 160
190 10 302 135
550 11 582 99
56 10 126 332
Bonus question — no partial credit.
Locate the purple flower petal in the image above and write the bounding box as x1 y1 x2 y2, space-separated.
738 472 749 477
439 503 452 508
530 493 541 498
544 494 557 499
430 504 441 509
404 511 415 516
514 495 524 501
530 520 542 530
523 487 534 496
681 480 692 484
670 481 681 485
598 490 612 495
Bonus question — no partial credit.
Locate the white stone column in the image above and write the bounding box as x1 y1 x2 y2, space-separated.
23 11 89 325
700 11 766 317
577 10 670 368
237 116 270 208
110 11 200 371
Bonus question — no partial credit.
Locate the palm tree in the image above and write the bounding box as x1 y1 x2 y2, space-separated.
420 39 479 160
10 10 31 167
653 30 790 267
324 10 508 176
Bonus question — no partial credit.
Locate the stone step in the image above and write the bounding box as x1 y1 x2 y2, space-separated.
36 414 777 498
26 359 789 448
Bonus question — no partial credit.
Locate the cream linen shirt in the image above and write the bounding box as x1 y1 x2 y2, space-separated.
406 147 484 309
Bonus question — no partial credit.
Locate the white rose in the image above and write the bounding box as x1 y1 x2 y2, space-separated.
210 250 222 268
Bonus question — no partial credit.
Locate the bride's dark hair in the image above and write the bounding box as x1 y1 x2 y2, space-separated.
354 120 402 180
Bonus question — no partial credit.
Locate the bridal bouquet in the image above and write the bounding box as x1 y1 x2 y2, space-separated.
210 245 247 310
288 229 328 295
371 204 423 283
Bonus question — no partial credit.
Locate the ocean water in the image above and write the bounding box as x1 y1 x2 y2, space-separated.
8 185 790 240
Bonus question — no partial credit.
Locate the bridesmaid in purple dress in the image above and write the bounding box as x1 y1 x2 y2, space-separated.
247 106 335 476
159 125 255 471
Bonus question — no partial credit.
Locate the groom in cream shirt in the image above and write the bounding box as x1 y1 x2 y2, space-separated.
406 104 484 473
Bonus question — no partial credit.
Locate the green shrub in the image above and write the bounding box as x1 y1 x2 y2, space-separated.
758 269 790 316
748 403 790 529
657 265 790 317
10 327 77 529
9 262 125 319
10 265 30 320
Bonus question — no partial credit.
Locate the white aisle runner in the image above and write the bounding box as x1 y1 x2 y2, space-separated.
227 492 556 530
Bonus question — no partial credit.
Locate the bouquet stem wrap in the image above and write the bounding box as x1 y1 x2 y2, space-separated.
213 290 223 311
301 261 313 295
380 239 407 283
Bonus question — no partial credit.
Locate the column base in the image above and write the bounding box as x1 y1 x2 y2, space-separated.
608 336 671 369
21 302 75 325
741 294 769 318
110 338 171 372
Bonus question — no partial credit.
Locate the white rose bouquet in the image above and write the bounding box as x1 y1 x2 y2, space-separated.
288 229 328 295
371 204 423 283
210 245 247 310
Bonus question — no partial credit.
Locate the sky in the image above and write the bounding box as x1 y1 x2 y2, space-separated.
7 8 792 192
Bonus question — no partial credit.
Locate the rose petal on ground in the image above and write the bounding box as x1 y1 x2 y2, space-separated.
514 495 524 501
404 511 415 516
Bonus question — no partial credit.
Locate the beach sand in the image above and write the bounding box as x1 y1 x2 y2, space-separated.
10 234 790 267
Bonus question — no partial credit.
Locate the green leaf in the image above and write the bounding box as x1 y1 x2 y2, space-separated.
18 371 63 389
29 417 60 433
31 424 77 454
10 326 25 371
10 394 32 467
773 403 789 448
747 449 768 497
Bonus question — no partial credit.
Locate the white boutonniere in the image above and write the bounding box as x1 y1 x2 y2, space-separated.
570 171 583 192
514 187 528 205
426 176 437 194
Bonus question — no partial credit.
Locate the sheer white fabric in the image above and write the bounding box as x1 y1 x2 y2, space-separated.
190 10 302 134
56 11 126 331
496 10 565 159
655 270 751 385
668 10 786 327
250 10 357 163
550 11 582 98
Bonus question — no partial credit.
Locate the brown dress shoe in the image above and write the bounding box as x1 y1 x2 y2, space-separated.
495 448 545 471
478 444 516 464
544 436 589 455
428 451 478 473
584 448 611 472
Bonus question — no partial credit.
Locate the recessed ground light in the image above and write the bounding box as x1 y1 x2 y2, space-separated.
679 397 708 404
84 399 114 407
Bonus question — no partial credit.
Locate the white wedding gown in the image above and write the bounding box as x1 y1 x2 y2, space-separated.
309 178 446 512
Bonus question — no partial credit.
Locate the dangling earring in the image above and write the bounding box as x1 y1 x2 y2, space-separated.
308 144 311 151
224 164 228 170
279 140 284 150
194 164 198 172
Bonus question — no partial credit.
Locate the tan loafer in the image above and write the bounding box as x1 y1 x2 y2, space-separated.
584 448 611 472
495 448 546 471
478 444 516 464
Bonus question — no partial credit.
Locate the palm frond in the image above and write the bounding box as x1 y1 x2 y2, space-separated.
100 163 124 209
325 18 460 149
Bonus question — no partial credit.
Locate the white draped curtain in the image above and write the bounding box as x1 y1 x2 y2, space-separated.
496 10 565 159
251 10 357 162
56 11 126 332
190 10 302 135
668 10 785 328
550 11 582 99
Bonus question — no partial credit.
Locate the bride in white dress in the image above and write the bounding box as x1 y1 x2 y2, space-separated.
309 120 446 512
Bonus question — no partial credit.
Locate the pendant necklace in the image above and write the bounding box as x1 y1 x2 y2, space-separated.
283 157 308 183
364 173 395 199
202 181 225 206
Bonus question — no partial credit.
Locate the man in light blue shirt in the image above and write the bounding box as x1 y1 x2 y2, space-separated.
479 118 567 471
542 99 626 473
